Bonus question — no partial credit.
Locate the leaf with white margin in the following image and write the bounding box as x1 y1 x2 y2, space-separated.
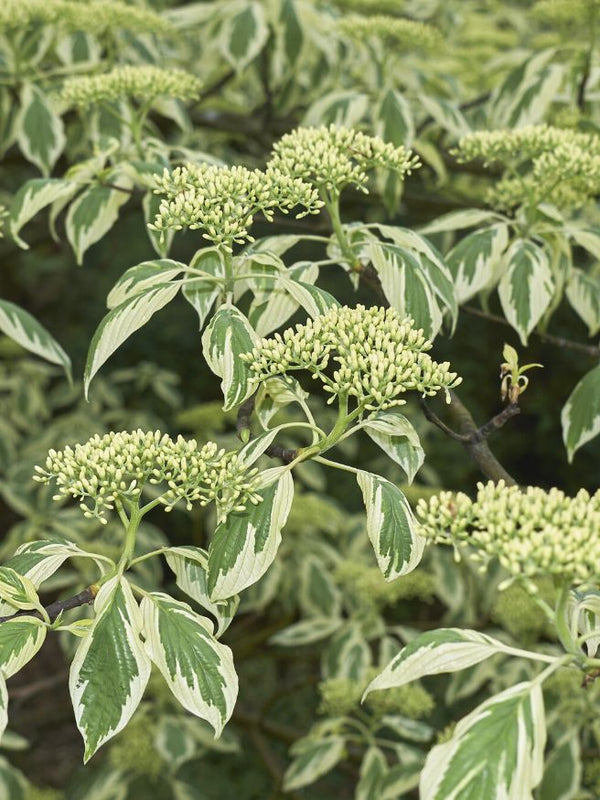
9 178 79 248
538 730 581 800
446 224 509 304
302 90 369 127
201 303 258 411
165 546 239 637
269 616 343 647
0 617 47 739
0 567 40 611
208 468 294 601
418 94 470 138
356 471 425 581
418 209 504 235
283 736 346 791
561 363 600 462
5 539 111 588
498 239 554 345
17 84 65 176
84 282 180 398
363 410 424 484
322 623 371 680
247 260 312 336
141 592 238 737
363 628 555 697
0 300 71 381
107 259 187 309
420 681 546 800
567 226 600 260
66 176 132 265
219 0 269 72
299 555 341 618
182 248 225 331
69 576 151 762
154 715 197 769
0 754 27 800
357 746 387 800
281 278 339 319
566 268 600 337
376 88 414 147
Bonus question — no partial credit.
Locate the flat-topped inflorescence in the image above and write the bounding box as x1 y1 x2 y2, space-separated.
34 429 261 522
268 125 420 196
240 305 461 411
60 66 202 107
0 0 170 35
149 163 322 249
455 124 600 209
337 14 442 50
417 480 600 586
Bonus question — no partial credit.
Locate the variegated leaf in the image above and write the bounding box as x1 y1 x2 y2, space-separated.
219 0 268 72
0 300 71 380
107 259 187 309
84 282 180 398
357 746 387 800
561 364 600 462
363 628 551 697
490 49 562 128
141 592 238 737
363 410 424 484
0 617 47 678
302 90 369 127
418 94 470 138
0 567 40 611
69 577 151 762
247 261 312 336
0 677 7 744
281 278 339 319
418 209 504 235
447 223 509 303
322 623 371 680
208 469 294 601
0 754 27 800
299 555 341 618
9 178 79 248
420 682 546 800
65 176 132 265
165 546 239 637
567 226 600 260
565 268 600 336
538 730 581 800
283 736 346 791
17 84 65 176
498 239 554 345
182 248 225 331
5 540 110 588
269 617 342 646
201 303 258 411
356 471 425 580
375 88 414 146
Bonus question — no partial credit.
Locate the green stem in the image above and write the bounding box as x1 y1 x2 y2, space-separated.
116 502 143 576
554 582 577 655
223 249 235 295
323 190 356 267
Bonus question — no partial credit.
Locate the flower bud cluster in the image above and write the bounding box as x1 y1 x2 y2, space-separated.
318 672 433 718
60 66 202 107
34 429 261 522
332 0 405 14
533 0 600 25
337 15 442 51
268 125 420 196
417 480 600 585
241 305 460 411
455 125 600 210
149 163 322 249
0 0 169 35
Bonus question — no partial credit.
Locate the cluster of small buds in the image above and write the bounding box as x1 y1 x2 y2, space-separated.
149 163 322 249
240 305 461 411
337 15 442 51
60 66 202 108
334 561 435 608
0 0 170 35
318 671 433 718
417 480 600 585
268 125 420 196
455 125 600 209
332 0 405 14
34 429 261 523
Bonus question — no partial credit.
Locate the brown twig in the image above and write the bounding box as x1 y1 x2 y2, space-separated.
0 587 96 625
463 304 600 358
197 69 237 105
236 392 298 464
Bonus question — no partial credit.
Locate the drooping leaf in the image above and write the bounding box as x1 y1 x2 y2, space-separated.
299 555 341 618
107 259 187 309
141 592 238 737
561 364 600 461
16 84 65 175
201 303 258 411
5 540 109 588
182 248 225 331
69 577 151 762
9 178 79 248
84 283 180 398
418 94 470 138
538 730 581 800
498 239 554 345
420 682 546 800
418 209 504 235
565 268 600 337
165 546 238 637
0 300 71 380
0 567 41 611
208 469 294 600
283 736 346 791
363 410 424 484
302 90 369 127
322 623 371 680
356 746 387 800
219 0 268 72
375 88 414 146
356 471 425 580
65 177 132 265
489 49 562 128
446 224 509 303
